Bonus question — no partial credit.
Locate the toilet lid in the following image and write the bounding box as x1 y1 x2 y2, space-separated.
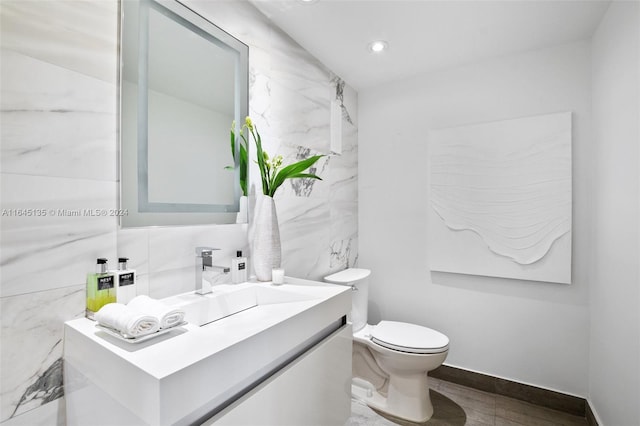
371 321 449 354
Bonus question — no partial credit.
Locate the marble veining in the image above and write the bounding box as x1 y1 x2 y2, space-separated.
0 286 84 422
10 358 63 419
267 78 331 154
278 198 331 279
288 147 330 197
0 0 118 84
333 77 353 125
330 146 358 198
0 174 118 297
330 238 358 271
1 399 65 426
0 50 117 181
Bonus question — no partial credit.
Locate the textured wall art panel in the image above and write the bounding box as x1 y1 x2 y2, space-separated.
428 112 572 283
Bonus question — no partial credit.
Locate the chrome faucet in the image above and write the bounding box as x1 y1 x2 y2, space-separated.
195 247 230 295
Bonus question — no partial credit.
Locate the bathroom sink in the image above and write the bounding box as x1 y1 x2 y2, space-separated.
64 277 351 425
162 283 320 326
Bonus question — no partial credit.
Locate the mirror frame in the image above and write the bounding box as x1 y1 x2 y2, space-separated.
119 0 249 226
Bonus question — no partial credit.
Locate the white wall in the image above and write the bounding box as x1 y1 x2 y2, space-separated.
589 2 640 424
359 41 592 396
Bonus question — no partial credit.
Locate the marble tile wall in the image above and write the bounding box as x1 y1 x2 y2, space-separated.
0 0 358 423
1 1 119 423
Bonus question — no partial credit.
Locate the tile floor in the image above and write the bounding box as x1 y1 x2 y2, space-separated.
345 377 588 426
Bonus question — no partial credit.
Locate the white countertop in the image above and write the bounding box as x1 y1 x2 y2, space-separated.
64 277 351 425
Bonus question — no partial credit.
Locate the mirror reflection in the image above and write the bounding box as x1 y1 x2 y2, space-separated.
120 0 249 227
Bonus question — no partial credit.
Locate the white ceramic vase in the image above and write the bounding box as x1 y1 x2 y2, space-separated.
251 195 282 281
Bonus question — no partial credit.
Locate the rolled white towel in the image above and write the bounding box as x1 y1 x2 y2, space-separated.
95 303 160 338
127 295 185 329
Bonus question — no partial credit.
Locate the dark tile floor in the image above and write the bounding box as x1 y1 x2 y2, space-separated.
346 377 588 426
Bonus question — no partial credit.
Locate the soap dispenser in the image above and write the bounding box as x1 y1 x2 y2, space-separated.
86 258 116 320
114 257 136 304
231 250 247 284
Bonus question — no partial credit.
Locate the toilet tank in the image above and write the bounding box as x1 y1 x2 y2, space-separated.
324 268 371 332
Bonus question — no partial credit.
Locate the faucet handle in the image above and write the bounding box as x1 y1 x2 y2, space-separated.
195 247 220 256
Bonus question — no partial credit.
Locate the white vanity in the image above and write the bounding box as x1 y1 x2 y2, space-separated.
64 278 352 425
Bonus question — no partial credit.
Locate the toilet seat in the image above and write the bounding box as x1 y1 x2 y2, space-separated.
370 321 449 354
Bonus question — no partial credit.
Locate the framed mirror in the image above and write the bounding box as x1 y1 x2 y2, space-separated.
119 0 249 227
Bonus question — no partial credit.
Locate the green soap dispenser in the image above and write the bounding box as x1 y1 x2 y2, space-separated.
86 258 116 320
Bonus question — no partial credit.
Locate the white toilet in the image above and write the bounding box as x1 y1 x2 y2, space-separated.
324 268 449 423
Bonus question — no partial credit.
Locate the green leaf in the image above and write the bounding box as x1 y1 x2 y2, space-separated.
226 128 249 196
269 155 324 196
252 125 270 195
229 129 236 162
239 142 248 196
288 173 322 180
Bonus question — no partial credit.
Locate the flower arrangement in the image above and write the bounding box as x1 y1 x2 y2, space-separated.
233 117 324 197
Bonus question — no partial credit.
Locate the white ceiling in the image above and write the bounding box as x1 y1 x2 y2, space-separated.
251 0 611 90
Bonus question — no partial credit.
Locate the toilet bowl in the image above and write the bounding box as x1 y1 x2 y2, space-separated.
325 268 449 423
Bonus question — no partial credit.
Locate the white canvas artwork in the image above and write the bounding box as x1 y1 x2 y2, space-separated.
428 112 572 284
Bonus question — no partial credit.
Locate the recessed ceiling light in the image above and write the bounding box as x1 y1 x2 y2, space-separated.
299 0 318 4
368 40 388 53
